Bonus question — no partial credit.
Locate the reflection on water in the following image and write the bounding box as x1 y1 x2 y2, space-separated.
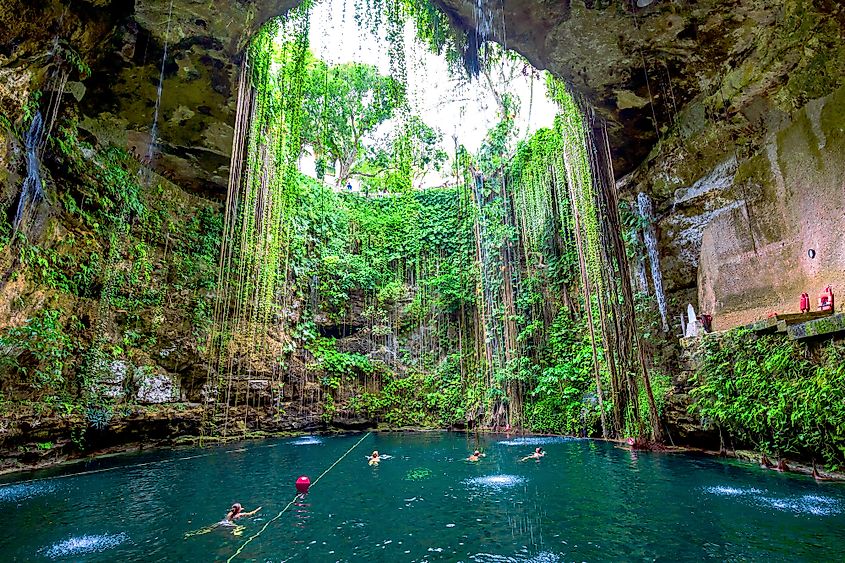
2 433 845 561
293 495 311 529
41 533 128 558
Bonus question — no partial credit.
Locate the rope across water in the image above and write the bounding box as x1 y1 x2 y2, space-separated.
226 431 372 562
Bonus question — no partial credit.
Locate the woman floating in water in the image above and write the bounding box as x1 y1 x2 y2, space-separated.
184 503 261 539
225 503 261 523
368 450 380 465
521 447 545 462
467 450 486 462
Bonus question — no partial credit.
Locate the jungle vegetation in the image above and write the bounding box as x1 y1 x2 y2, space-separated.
1 0 842 472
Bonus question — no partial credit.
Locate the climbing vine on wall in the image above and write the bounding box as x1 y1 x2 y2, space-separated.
202 0 664 441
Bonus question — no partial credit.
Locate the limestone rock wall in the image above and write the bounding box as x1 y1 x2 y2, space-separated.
698 87 845 329
6 0 840 195
621 1 845 332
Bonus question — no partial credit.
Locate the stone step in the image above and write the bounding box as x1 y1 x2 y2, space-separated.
746 311 832 334
788 313 845 341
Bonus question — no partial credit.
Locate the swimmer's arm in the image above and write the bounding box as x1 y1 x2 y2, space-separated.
242 507 262 517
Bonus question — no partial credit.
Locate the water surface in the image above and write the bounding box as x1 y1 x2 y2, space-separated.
2 432 844 561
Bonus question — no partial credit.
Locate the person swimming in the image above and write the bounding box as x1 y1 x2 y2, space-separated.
521 447 545 462
467 450 486 462
186 502 261 538
224 503 261 523
368 450 380 466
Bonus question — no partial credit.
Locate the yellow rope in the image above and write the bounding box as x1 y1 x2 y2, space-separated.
226 431 372 562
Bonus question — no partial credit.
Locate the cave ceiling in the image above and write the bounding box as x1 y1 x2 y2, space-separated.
1 0 838 194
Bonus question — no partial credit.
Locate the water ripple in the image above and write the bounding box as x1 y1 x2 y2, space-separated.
497 437 577 447
0 482 57 503
704 486 843 516
470 549 562 562
289 436 323 446
758 494 843 516
703 486 762 496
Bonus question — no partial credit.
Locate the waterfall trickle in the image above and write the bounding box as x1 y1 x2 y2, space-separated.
144 0 175 170
14 111 46 231
474 0 494 42
637 192 669 332
635 255 649 294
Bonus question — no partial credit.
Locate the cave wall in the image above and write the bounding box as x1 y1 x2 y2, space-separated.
7 0 828 193
619 0 845 331
0 0 299 196
698 86 845 329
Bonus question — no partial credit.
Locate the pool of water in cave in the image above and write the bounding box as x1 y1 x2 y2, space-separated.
2 432 845 561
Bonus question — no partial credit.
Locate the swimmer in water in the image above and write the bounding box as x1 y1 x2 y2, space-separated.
521 447 545 462
368 450 380 466
467 450 486 462
225 503 262 523
185 503 260 538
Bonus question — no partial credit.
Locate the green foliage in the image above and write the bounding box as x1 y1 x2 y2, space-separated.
310 337 374 379
349 365 464 427
525 310 603 434
0 309 72 394
691 330 845 469
22 90 42 126
56 40 92 79
302 56 404 187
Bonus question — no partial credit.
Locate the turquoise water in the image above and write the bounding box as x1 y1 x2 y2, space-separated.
2 432 844 561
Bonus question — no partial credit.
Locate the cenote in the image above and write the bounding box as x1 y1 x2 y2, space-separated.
4 1 845 561
3 433 845 561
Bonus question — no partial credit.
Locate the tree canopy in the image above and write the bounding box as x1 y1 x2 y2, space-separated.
302 57 404 187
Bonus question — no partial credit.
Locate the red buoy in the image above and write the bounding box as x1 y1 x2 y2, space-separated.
295 475 311 494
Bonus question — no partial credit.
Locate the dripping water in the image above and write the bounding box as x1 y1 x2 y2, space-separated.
14 112 46 231
635 254 649 294
474 0 494 42
144 0 175 172
637 192 669 332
